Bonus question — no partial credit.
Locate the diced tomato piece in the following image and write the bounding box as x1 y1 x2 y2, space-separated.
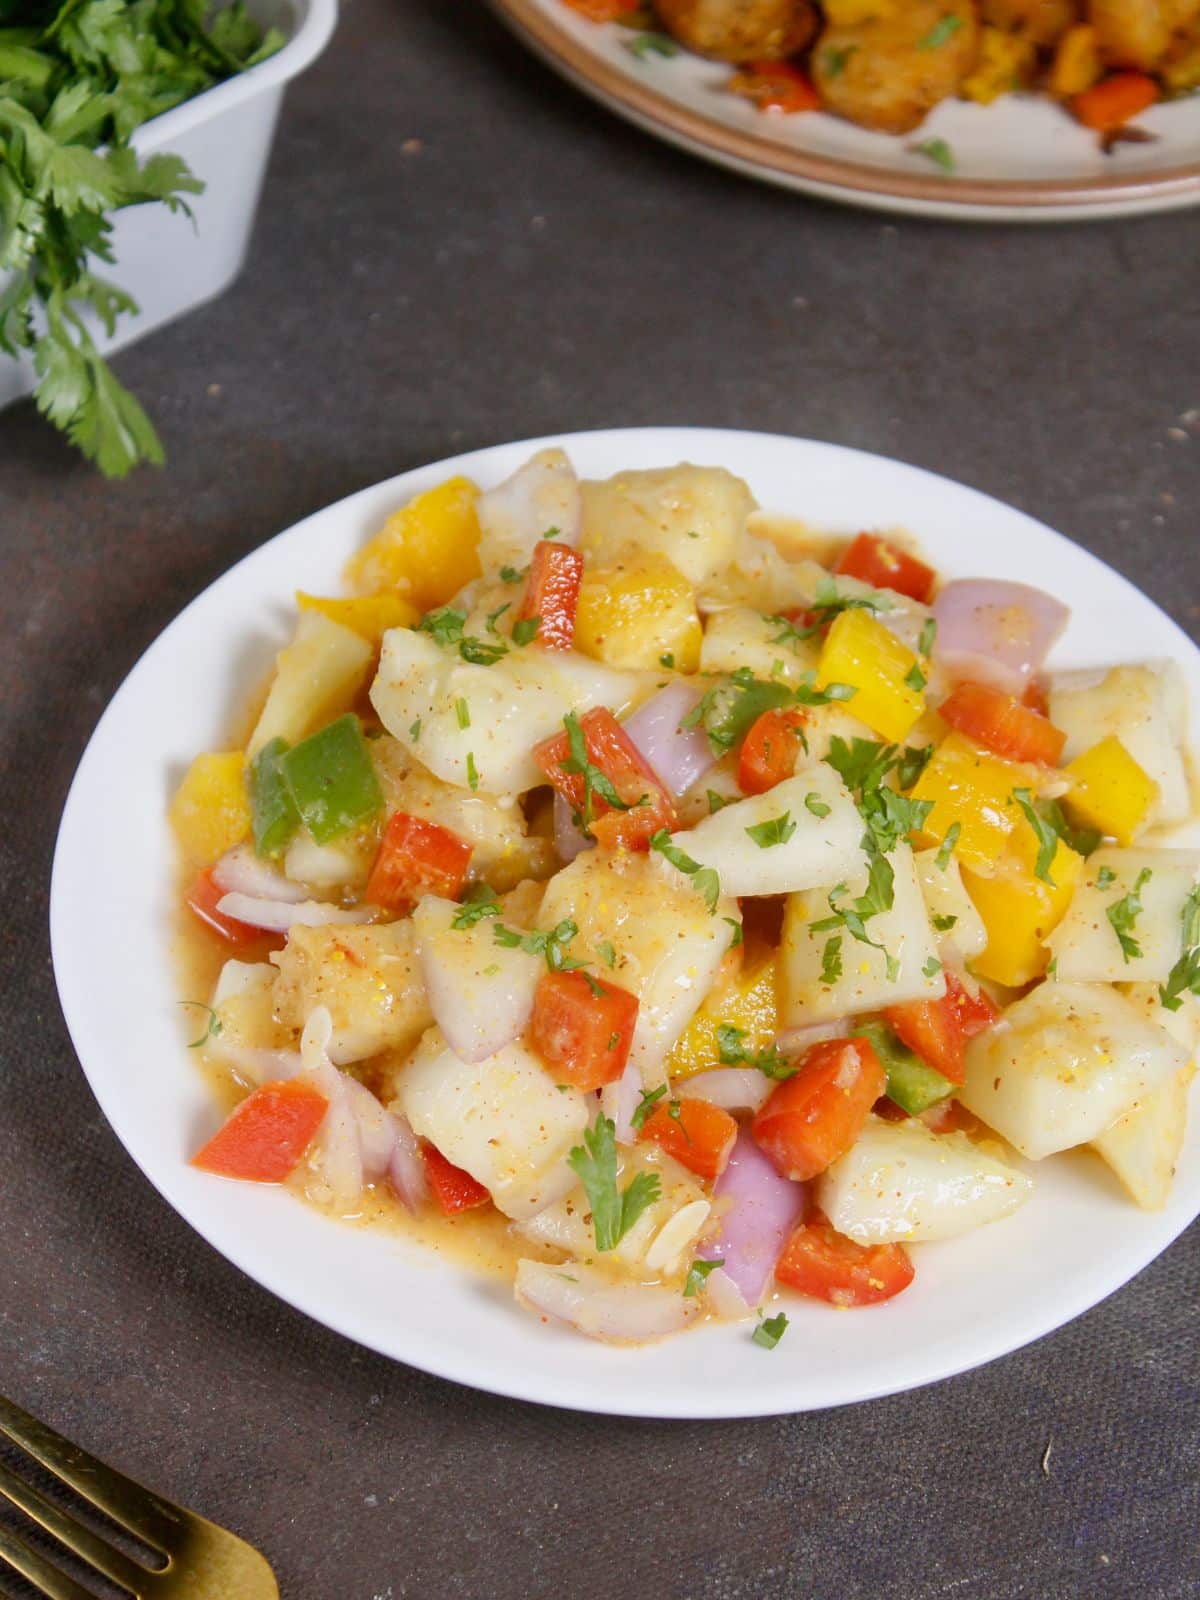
737 707 809 795
516 541 584 651
639 1097 738 1181
884 971 997 1088
835 533 937 603
776 1210 914 1307
185 866 265 946
947 970 1000 1041
938 680 1066 767
530 970 639 1092
192 1080 329 1182
731 60 821 113
421 1142 491 1215
884 989 964 1086
752 1038 885 1182
561 0 638 18
1071 71 1157 133
366 811 472 911
533 707 676 851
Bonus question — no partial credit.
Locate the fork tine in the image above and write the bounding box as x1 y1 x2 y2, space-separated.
0 1396 182 1554
0 1455 146 1595
0 1519 99 1600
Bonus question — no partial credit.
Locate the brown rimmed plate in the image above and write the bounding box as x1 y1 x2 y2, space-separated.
490 0 1200 222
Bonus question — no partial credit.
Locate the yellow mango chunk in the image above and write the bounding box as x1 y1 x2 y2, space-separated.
297 590 418 649
816 608 924 744
963 27 1036 104
910 732 1038 875
345 477 482 610
963 828 1082 989
247 612 373 758
1063 735 1159 848
574 555 702 672
823 0 895 22
666 954 779 1080
170 752 250 867
1049 24 1101 98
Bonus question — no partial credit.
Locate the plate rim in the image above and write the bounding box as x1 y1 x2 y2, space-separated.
489 0 1200 215
49 425 1200 1419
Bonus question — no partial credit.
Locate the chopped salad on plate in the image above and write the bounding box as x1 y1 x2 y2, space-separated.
171 448 1199 1346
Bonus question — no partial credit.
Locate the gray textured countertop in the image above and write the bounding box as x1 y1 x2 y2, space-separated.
2 2 1198 1596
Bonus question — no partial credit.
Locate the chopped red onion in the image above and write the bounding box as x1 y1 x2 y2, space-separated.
704 1265 752 1322
602 1059 643 1145
387 1115 427 1213
622 681 714 798
709 1128 806 1308
213 843 307 903
677 1068 773 1115
554 791 593 865
773 1020 850 1057
215 892 374 932
933 580 1069 697
514 1260 700 1343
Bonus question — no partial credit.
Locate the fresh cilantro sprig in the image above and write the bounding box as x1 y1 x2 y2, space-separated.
417 607 508 666
717 1023 795 1080
494 917 587 973
824 736 933 857
1011 788 1059 885
179 1000 222 1049
560 710 639 836
649 828 720 913
0 0 283 474
452 883 501 929
746 811 796 849
767 576 893 646
567 1116 661 1252
681 667 854 758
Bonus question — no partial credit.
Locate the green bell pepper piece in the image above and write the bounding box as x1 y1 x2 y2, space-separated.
248 736 300 858
279 715 383 845
854 1020 954 1117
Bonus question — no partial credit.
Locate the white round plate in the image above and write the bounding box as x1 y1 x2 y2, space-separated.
52 428 1200 1418
490 0 1200 221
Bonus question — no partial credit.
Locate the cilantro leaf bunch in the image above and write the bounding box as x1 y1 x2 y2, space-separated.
1 0 283 475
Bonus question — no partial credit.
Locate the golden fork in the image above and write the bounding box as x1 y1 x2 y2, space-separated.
0 1394 278 1599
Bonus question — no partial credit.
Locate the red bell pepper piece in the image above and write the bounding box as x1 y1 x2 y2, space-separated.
938 681 1066 767
533 707 676 851
366 812 472 911
191 1080 329 1183
421 1142 491 1215
776 1210 914 1307
836 533 937 603
530 969 639 1092
884 970 998 1087
516 541 584 650
752 1037 885 1182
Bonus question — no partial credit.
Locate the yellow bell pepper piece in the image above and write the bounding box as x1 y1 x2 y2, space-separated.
963 27 1036 105
910 732 1037 874
666 954 779 1080
574 555 702 672
170 752 251 867
296 590 418 649
963 826 1083 988
1049 24 1101 98
815 608 924 743
1063 735 1159 848
344 477 481 610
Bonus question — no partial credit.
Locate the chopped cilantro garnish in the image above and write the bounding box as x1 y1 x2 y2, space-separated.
805 791 831 819
631 1085 668 1132
935 822 961 870
494 917 585 973
932 913 958 932
455 696 470 730
649 829 720 913
707 790 732 814
821 935 843 985
913 136 955 172
485 603 511 635
409 718 422 743
904 661 927 692
500 565 526 584
452 884 501 929
1011 788 1058 885
512 616 541 647
567 1116 662 1252
918 618 937 657
1107 868 1153 963
597 940 617 969
466 752 480 790
918 14 963 49
923 956 943 978
418 606 507 666
561 710 637 835
724 916 744 948
660 652 675 669
717 1023 795 1080
1097 865 1117 889
746 811 797 849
